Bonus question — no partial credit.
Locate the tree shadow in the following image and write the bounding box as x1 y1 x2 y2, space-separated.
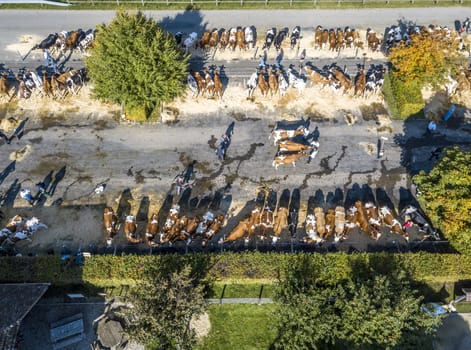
159 9 208 72
394 96 471 176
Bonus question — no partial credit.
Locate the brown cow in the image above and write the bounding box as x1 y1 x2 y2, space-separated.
5 215 24 233
325 208 336 238
330 66 352 94
273 150 312 170
320 29 329 49
344 205 359 238
104 207 118 245
273 207 288 238
379 206 408 241
314 207 326 239
304 213 321 243
236 28 246 50
42 71 53 98
204 69 215 97
209 29 219 48
335 28 344 51
271 127 309 145
365 202 382 239
257 69 269 97
259 207 274 239
248 206 262 234
334 206 346 242
277 139 319 153
213 69 223 99
355 200 380 240
268 69 278 97
366 29 381 52
314 25 323 49
199 30 211 50
124 215 141 243
144 213 159 246
224 219 250 243
0 72 11 98
328 29 336 51
354 67 366 97
228 28 237 51
305 66 330 89
163 204 180 234
193 71 206 96
202 214 224 246
219 29 229 50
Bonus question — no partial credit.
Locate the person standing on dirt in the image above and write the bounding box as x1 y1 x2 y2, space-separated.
19 188 35 205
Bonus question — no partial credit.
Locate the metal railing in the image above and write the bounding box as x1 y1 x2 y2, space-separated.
66 0 469 6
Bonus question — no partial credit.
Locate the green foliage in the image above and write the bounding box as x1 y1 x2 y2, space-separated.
85 10 189 119
125 264 206 350
382 73 424 120
196 304 278 350
413 147 471 254
272 258 442 350
3 253 471 287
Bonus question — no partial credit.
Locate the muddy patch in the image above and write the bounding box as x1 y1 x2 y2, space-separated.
360 103 388 122
9 145 31 161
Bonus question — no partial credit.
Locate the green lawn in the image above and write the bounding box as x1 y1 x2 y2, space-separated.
196 304 278 350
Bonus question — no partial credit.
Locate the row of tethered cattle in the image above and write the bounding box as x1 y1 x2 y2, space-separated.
102 190 416 248
0 67 87 100
180 23 464 54
0 28 95 100
188 62 387 100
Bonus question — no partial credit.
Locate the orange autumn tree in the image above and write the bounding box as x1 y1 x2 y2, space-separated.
388 29 463 88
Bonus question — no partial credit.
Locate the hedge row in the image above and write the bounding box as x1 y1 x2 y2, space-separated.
382 73 425 120
1 252 471 287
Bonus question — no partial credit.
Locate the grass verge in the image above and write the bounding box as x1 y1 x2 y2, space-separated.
196 303 278 350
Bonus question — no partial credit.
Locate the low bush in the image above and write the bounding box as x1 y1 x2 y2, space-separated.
382 73 424 120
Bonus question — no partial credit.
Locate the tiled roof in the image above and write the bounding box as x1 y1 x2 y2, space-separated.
0 283 49 350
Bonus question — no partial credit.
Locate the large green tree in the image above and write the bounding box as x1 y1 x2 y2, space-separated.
271 256 441 350
124 264 206 350
413 146 471 254
85 10 189 118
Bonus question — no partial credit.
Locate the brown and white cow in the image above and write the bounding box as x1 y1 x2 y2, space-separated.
104 207 118 246
124 215 141 243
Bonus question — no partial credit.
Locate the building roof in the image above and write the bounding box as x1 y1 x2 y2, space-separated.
0 283 49 350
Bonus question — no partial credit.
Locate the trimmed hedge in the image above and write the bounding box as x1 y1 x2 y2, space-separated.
1 252 471 288
382 73 424 120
